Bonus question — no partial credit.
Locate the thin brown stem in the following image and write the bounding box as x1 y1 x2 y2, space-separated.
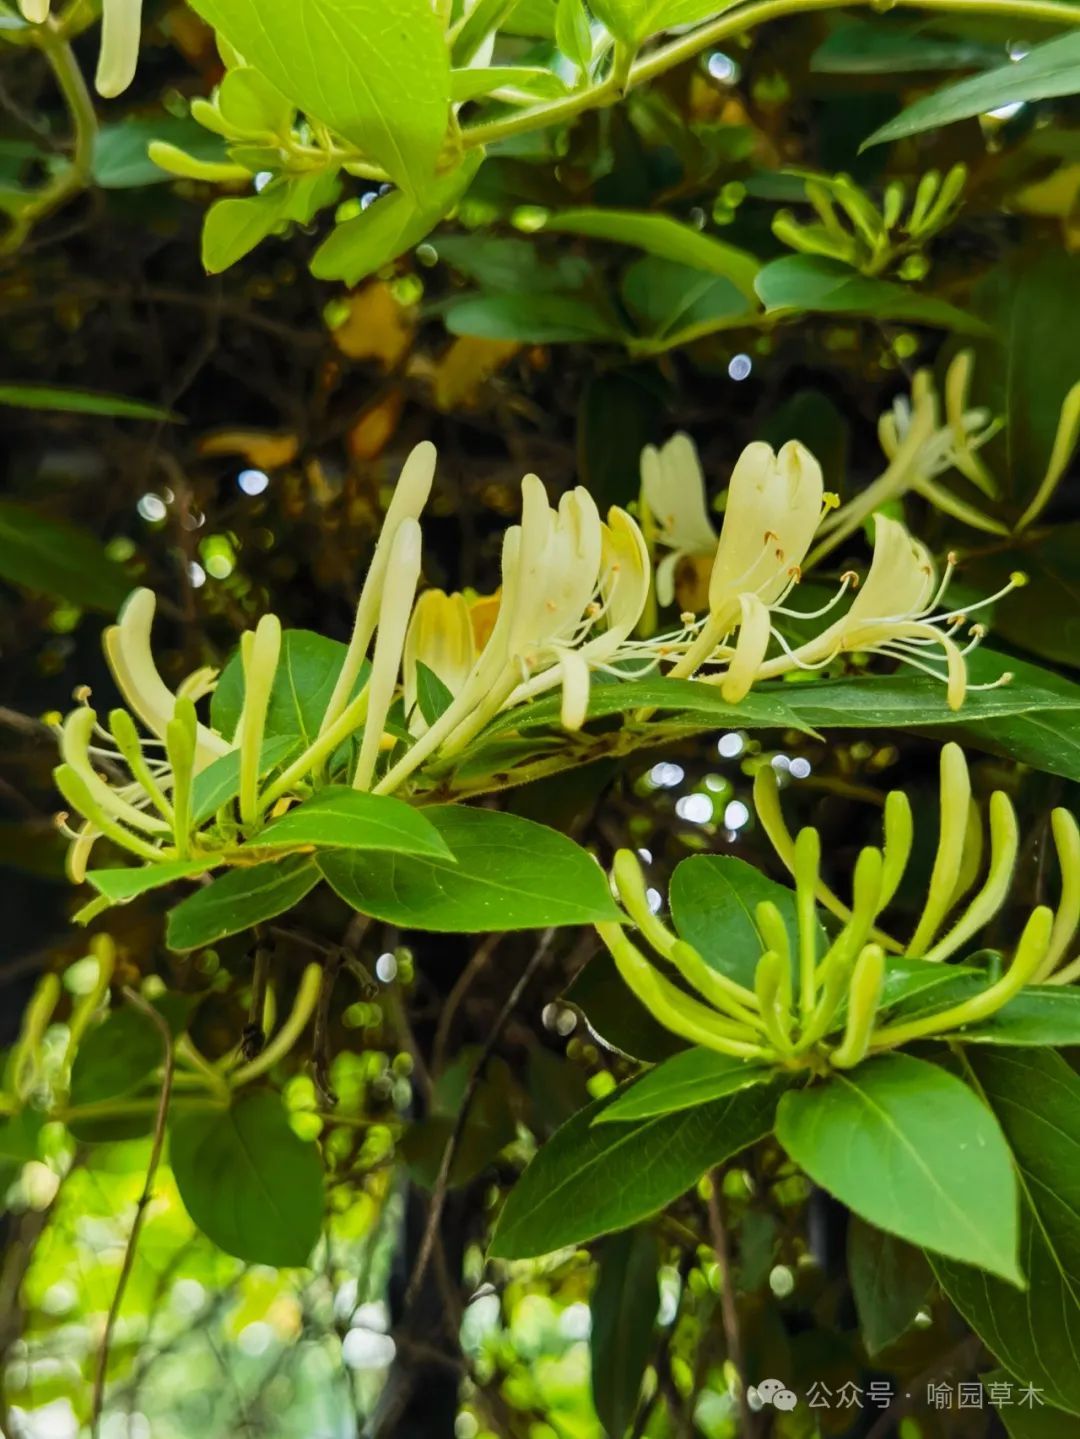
403 928 557 1313
706 1170 755 1439
90 989 174 1437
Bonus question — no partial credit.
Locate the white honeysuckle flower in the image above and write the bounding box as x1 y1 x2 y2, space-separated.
104 589 230 771
707 440 824 611
507 504 652 726
321 441 437 737
758 514 1023 709
95 0 143 98
403 590 478 735
662 440 829 700
353 519 423 791
640 433 717 605
18 0 51 22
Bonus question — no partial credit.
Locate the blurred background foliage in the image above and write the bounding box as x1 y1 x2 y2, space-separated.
3 1 1080 1437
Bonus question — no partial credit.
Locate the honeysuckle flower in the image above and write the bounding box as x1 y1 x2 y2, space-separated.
808 356 1003 567
105 589 230 771
95 0 143 98
376 479 649 792
598 743 1079 1074
640 433 717 606
756 514 1024 710
403 589 478 735
320 441 436 740
664 440 829 702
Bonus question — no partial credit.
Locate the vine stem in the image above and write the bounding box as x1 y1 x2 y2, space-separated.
462 0 1080 152
402 928 557 1314
706 1169 756 1439
90 989 174 1439
1 27 97 256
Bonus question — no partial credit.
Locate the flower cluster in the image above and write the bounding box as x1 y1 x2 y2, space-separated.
598 743 1080 1073
55 438 1016 883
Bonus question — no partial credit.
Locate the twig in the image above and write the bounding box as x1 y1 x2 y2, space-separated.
403 928 557 1312
90 989 174 1437
312 951 344 1106
706 1170 755 1439
430 931 503 1076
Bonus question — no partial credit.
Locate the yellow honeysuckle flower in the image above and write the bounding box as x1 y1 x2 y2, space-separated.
640 433 718 606
403 590 478 735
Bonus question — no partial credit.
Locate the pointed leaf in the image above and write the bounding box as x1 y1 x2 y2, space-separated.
253 785 453 859
776 1054 1021 1282
598 1047 772 1123
170 1091 324 1265
166 856 320 950
489 1080 782 1257
318 805 619 931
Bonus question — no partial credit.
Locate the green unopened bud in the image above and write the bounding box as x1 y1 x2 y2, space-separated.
613 849 677 959
882 180 906 232
598 926 767 1059
9 971 61 1099
794 947 854 1052
832 175 883 251
669 940 761 1027
794 826 821 1015
772 212 856 264
754 950 793 1053
166 698 198 859
922 163 967 232
830 944 885 1069
907 169 941 234
925 791 1018 964
148 142 251 183
907 742 970 957
238 614 282 829
880 790 913 909
1040 808 1080 981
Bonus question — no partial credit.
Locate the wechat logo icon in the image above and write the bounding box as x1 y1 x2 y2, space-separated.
753 1378 797 1411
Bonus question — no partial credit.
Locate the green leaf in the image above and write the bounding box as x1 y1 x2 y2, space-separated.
170 1091 324 1265
190 733 297 826
253 785 454 859
0 384 176 421
311 152 483 286
863 31 1080 149
991 1375 1080 1438
621 256 753 346
586 0 719 43
489 1080 781 1258
166 856 321 951
555 0 592 69
932 1049 1080 1414
755 254 987 333
899 981 1080 1048
480 666 1069 743
545 208 761 301
434 233 594 293
453 0 522 65
188 0 450 201
812 19 1001 75
443 290 624 344
70 996 192 1107
590 1227 659 1438
669 854 809 990
935 649 1080 784
414 660 454 727
776 1054 1021 1282
848 1217 933 1355
202 186 293 274
211 629 363 753
598 1047 772 1124
93 116 230 188
318 805 619 931
450 66 567 103
87 858 219 903
0 501 132 611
